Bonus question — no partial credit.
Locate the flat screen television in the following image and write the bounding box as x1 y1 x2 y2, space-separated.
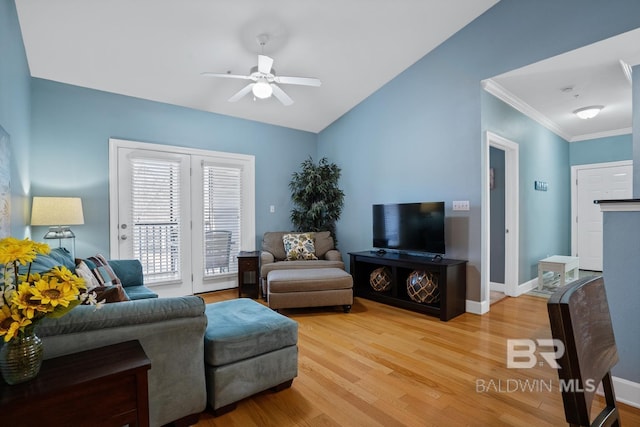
372 202 445 255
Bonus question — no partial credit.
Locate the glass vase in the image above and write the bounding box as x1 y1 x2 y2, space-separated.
0 328 44 385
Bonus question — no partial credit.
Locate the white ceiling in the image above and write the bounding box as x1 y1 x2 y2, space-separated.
15 1 640 139
487 28 640 142
15 0 499 133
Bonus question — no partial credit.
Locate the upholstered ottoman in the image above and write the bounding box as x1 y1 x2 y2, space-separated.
204 298 298 415
267 267 353 312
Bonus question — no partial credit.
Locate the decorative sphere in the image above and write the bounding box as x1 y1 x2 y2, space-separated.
369 267 392 292
407 270 440 304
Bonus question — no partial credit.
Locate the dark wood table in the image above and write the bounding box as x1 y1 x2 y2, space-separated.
0 340 151 427
237 250 261 298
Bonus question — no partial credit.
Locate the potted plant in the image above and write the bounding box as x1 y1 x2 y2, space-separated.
289 157 345 241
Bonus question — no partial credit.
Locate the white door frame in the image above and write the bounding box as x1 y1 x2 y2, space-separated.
108 138 256 297
482 132 519 310
570 160 632 258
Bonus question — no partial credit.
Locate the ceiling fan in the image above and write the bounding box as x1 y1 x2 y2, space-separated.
201 35 321 106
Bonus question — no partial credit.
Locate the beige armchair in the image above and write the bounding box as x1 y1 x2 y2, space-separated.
260 231 345 295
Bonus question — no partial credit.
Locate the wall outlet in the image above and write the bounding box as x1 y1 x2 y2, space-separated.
269 205 275 213
452 200 470 211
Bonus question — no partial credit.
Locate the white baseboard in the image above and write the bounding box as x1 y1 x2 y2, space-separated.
516 277 537 296
611 376 640 409
466 299 489 315
490 281 505 292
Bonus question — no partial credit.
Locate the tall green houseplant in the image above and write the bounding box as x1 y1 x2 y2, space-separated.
289 157 345 241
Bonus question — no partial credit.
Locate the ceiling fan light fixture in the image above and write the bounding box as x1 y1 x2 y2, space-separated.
252 81 272 99
573 105 603 120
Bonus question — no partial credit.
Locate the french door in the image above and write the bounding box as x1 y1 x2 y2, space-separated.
109 139 255 297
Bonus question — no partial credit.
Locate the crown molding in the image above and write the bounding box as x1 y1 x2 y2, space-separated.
482 79 572 141
619 59 633 85
570 127 632 142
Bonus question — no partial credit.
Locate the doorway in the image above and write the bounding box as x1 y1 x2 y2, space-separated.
489 146 506 301
483 132 519 309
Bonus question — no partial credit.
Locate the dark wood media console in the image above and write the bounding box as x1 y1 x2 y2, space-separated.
349 251 467 321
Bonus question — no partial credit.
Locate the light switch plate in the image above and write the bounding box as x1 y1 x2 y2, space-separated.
453 200 470 211
534 181 548 191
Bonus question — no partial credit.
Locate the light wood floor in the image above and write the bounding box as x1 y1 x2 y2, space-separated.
195 290 640 426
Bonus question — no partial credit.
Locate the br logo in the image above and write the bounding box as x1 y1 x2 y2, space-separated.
506 339 565 369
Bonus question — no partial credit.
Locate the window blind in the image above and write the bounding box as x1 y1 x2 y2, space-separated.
202 163 242 276
130 157 182 282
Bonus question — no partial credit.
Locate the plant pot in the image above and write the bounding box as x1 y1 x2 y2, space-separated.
0 329 44 385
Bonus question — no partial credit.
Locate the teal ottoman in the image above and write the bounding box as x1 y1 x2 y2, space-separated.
204 298 298 415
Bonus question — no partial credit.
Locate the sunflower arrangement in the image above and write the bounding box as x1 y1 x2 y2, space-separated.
0 237 99 342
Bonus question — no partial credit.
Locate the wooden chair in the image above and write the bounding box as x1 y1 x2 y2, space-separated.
547 276 620 427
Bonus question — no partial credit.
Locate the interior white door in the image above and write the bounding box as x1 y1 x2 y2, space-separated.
576 164 632 271
115 147 193 297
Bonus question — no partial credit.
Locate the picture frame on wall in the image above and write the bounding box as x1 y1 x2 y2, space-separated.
0 125 10 238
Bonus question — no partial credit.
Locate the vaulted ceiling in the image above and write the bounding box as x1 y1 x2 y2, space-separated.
15 0 498 133
15 1 639 139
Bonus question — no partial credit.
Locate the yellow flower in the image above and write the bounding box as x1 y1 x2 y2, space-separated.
31 240 51 256
19 272 42 283
0 237 50 266
43 266 86 293
0 304 32 342
31 277 79 308
0 305 13 337
0 237 98 342
11 282 51 319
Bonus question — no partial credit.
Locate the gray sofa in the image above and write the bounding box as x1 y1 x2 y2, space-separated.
31 249 207 427
260 231 345 295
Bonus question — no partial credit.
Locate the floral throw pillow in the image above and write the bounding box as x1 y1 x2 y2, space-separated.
283 233 318 260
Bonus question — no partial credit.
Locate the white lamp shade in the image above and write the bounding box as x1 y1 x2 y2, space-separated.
30 197 85 226
252 81 273 99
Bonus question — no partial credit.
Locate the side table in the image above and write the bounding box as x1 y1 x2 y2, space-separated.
238 250 260 298
538 255 580 290
0 340 151 427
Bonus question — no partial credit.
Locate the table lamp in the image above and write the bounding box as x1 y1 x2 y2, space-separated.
30 197 84 258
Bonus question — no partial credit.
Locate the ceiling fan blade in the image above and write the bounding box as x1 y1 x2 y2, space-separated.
271 84 294 106
201 72 252 80
274 76 321 87
228 83 254 102
258 55 274 74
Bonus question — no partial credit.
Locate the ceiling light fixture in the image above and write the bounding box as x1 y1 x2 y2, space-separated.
252 81 272 99
573 105 603 120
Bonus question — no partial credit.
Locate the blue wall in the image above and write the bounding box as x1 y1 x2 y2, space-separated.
319 0 640 301
603 211 640 382
30 79 317 257
570 134 632 166
0 0 31 237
